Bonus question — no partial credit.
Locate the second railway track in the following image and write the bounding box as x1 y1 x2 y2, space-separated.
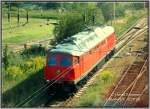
103 55 148 107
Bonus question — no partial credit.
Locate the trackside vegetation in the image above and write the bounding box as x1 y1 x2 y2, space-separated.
2 46 46 107
2 46 46 92
73 70 117 107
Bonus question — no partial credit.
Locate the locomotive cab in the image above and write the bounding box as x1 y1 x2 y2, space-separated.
44 52 80 84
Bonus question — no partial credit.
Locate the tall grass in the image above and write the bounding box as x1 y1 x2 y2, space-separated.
73 70 115 107
2 46 46 93
2 17 55 44
2 46 47 107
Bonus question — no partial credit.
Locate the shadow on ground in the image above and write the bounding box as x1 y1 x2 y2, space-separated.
2 68 49 108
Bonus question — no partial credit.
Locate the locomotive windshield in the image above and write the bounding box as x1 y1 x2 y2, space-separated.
48 57 57 66
60 57 71 67
48 56 72 67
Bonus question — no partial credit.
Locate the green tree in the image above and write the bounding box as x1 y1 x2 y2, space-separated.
99 2 126 22
53 3 105 44
54 13 85 43
98 3 113 22
133 2 145 10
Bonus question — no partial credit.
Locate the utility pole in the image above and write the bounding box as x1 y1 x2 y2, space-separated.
113 2 116 25
8 2 11 23
92 10 95 25
40 7 43 18
26 9 29 23
17 5 20 25
84 10 86 23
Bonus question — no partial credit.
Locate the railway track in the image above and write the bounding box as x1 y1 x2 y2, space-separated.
15 17 148 107
103 56 148 107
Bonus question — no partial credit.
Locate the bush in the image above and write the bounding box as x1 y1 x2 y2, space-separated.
31 56 45 72
23 60 34 73
100 70 113 83
21 45 46 56
6 66 23 79
133 3 144 10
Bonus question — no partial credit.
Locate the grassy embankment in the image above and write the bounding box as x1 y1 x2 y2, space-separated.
72 9 147 107
2 7 69 44
2 17 55 44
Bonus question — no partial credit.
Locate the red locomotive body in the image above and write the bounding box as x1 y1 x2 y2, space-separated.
44 26 116 84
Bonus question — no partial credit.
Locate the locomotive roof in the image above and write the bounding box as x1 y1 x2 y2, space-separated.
49 26 114 56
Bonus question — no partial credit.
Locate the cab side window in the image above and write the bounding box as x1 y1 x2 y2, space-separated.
74 57 79 64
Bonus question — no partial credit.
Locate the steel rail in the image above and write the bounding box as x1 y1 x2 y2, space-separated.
111 57 148 107
135 85 148 103
123 61 148 106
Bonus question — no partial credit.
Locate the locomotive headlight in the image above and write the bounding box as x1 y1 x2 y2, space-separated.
56 70 61 75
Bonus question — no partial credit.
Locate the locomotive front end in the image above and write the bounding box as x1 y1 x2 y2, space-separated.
44 52 77 84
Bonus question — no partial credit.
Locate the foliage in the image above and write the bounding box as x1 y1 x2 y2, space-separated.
132 3 145 10
21 45 47 56
2 47 46 92
5 66 23 79
3 45 9 70
74 70 114 107
100 70 113 83
115 3 126 17
83 6 104 26
54 13 85 43
31 56 45 72
99 3 113 22
99 3 126 22
53 3 105 44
